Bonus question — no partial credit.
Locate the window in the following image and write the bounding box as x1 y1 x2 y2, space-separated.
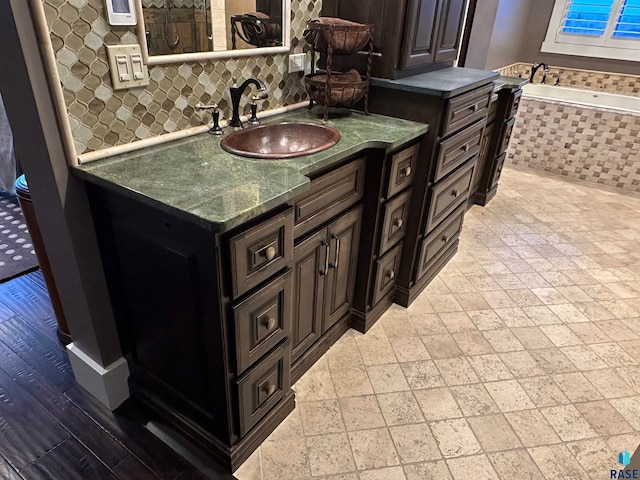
542 0 640 61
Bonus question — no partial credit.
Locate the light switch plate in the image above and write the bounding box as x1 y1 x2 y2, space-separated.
288 53 306 73
106 44 149 90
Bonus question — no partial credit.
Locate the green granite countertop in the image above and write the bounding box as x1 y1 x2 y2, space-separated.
370 67 500 98
493 75 529 92
74 107 428 233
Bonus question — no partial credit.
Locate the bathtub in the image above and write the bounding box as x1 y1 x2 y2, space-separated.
507 83 640 192
522 83 640 115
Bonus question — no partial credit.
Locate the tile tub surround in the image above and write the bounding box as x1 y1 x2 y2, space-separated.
507 95 640 192
233 165 640 480
43 0 321 155
497 63 640 98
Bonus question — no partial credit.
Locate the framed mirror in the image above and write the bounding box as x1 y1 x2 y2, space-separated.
135 0 291 65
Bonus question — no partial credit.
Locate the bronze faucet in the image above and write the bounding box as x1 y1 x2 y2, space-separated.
529 63 549 84
229 77 267 128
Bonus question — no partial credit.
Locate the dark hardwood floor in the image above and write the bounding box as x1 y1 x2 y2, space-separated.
0 270 235 480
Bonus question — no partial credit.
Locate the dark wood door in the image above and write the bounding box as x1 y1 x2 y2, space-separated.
323 207 362 332
434 0 466 63
399 0 441 69
291 229 327 362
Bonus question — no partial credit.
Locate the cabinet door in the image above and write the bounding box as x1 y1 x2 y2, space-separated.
292 229 327 362
434 0 466 63
471 122 494 196
400 0 441 69
324 207 362 332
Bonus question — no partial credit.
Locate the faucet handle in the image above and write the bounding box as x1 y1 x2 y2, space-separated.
196 102 219 112
232 76 238 87
251 91 269 102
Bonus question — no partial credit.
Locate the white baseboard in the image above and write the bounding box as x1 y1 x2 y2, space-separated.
67 342 130 411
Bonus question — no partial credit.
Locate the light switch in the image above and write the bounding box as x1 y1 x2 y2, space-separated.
106 45 150 90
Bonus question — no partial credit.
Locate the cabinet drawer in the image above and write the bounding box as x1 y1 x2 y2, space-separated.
441 83 493 137
487 92 499 124
229 208 294 299
237 340 290 436
507 88 523 118
424 162 474 234
379 189 412 256
497 117 516 156
233 270 292 375
371 243 402 306
433 119 485 182
417 204 465 279
386 144 418 199
293 158 365 239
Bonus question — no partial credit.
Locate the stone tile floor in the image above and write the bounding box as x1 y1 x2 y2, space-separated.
234 165 640 480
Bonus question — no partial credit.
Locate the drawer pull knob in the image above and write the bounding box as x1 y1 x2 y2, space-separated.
472 104 478 112
264 383 276 396
442 235 449 243
452 189 460 198
394 218 404 228
263 317 276 330
463 144 470 152
264 246 276 262
403 166 412 176
386 270 395 280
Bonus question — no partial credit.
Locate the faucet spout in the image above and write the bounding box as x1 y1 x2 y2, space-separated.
529 63 549 84
229 77 267 128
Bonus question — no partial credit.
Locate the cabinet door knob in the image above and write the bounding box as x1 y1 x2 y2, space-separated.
442 235 449 243
403 166 412 176
386 270 395 280
264 383 276 396
472 104 478 112
463 144 470 152
264 246 276 261
263 317 276 330
452 189 460 198
394 218 404 228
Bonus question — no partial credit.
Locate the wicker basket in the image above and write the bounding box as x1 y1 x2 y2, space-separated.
305 70 368 108
304 18 373 55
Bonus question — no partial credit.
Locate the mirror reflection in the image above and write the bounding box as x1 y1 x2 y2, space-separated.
141 0 284 56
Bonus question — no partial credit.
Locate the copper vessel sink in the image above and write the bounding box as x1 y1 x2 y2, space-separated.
220 122 341 159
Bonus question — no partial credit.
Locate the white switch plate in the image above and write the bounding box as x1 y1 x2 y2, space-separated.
106 44 150 90
288 53 306 73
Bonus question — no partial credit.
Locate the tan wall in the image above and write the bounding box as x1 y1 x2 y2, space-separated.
45 0 319 155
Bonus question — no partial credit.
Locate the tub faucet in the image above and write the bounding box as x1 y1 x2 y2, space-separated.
229 77 267 128
529 63 549 84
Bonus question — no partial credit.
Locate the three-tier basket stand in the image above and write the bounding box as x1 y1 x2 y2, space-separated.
303 18 374 122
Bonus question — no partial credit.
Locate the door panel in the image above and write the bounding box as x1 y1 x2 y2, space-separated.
434 0 466 63
292 230 326 361
324 206 362 332
400 0 441 68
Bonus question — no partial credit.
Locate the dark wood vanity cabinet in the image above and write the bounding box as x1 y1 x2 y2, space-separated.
321 0 467 78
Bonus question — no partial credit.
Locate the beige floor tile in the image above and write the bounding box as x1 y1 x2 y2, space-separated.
511 326 555 349
421 334 463 359
485 379 535 412
555 286 594 303
622 318 640 336
548 303 591 324
506 288 544 307
589 342 638 367
539 324 583 347
566 438 616 478
261 438 310 480
377 391 425 426
522 305 563 325
575 400 634 436
330 363 374 397
400 360 446 390
619 340 640 363
481 290 518 309
499 351 545 378
379 311 417 339
389 423 441 464
531 287 568 305
552 372 604 402
439 312 477 333
299 399 345 436
452 331 494 356
594 319 640 341
449 384 500 417
234 448 262 480
266 408 304 441
447 455 499 480
294 359 337 401
529 348 577 374
488 450 544 479
468 414 523 452
356 334 398 366
528 445 589 480
599 299 639 319
428 294 464 313
339 396 386 431
306 433 356 476
388 336 431 363
505 410 561 447
316 474 358 480
584 368 636 399
429 419 481 458
468 310 506 330
409 313 448 335
467 354 514 382
610 396 640 430
367 364 410 394
414 387 462 421
567 321 611 344
519 376 570 407
559 345 608 371
618 365 640 394
467 275 502 292
441 275 476 294
434 357 480 386
453 292 492 311
540 405 597 441
359 466 406 480
605 432 640 455
494 307 534 328
348 428 400 470
516 272 552 289
482 329 525 352
403 460 452 480
574 302 616 322
326 336 364 370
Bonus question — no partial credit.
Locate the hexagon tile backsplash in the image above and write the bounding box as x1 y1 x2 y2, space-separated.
43 0 322 156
